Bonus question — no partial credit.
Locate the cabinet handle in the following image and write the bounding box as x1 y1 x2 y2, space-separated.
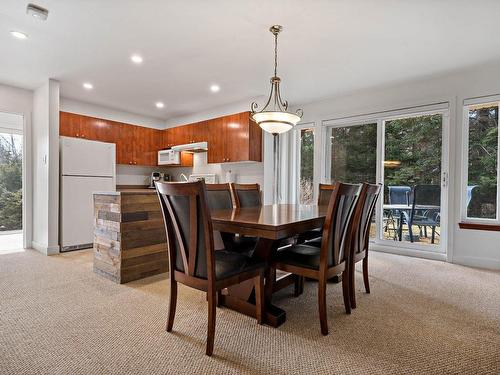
129 161 132 165
134 161 137 165
76 133 79 137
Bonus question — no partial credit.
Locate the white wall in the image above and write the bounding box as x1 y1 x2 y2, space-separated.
60 98 165 129
297 60 500 269
32 79 60 255
0 84 33 248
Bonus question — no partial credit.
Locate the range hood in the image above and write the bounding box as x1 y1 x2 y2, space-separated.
171 141 208 153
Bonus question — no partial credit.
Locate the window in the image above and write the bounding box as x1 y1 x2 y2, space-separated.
463 99 500 222
329 123 377 184
298 127 314 204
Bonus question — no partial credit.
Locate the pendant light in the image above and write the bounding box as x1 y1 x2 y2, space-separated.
251 25 303 134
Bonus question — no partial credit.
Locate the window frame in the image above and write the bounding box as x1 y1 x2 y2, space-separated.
291 122 317 204
461 95 500 224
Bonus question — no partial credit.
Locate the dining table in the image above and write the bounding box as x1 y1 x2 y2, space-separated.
211 204 328 327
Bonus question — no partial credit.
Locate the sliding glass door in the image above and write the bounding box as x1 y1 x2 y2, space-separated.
381 113 446 252
324 107 449 256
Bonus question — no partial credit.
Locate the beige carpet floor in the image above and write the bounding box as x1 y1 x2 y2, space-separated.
0 249 499 375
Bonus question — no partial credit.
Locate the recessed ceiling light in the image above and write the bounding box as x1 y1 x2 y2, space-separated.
155 102 165 109
27 4 49 21
131 54 143 64
83 82 93 90
10 31 28 40
210 84 220 93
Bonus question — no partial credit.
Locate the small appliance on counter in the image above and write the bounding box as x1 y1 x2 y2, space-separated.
188 173 217 184
149 172 170 188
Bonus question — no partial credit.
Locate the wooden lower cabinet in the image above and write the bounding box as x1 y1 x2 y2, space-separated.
93 191 168 284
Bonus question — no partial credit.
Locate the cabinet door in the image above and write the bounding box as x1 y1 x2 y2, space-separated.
60 112 82 138
162 128 172 148
224 112 250 162
80 116 115 142
207 118 226 163
134 127 162 166
115 123 135 165
191 121 208 143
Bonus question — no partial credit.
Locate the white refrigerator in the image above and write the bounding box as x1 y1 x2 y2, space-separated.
60 136 116 252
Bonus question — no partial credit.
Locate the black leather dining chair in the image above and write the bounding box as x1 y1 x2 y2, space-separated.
156 181 265 356
231 183 262 208
272 182 361 335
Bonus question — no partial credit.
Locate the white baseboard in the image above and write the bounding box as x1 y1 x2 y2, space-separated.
31 241 60 256
370 244 447 262
452 255 500 270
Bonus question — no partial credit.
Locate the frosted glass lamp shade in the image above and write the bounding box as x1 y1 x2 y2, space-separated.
252 111 301 134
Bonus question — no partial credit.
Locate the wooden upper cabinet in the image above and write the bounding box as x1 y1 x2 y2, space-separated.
206 118 226 163
60 112 82 138
206 112 262 163
133 127 162 166
115 122 135 165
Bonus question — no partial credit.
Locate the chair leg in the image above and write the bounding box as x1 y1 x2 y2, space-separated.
342 270 351 315
294 275 304 297
318 278 328 335
431 226 436 244
206 288 216 356
254 272 264 325
166 279 177 332
349 259 356 309
363 256 370 294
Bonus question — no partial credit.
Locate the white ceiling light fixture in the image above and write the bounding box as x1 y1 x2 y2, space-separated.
130 54 143 64
155 102 165 109
251 25 302 135
83 82 93 90
210 84 220 93
27 3 49 21
10 31 28 40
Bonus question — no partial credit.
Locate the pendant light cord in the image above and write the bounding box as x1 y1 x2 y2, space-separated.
274 32 278 77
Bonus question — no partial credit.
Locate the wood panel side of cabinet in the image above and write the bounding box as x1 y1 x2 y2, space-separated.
248 115 262 162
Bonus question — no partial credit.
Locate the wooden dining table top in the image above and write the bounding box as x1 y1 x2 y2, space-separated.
211 204 328 240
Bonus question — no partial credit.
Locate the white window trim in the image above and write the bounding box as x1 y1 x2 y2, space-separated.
291 122 316 204
461 95 500 224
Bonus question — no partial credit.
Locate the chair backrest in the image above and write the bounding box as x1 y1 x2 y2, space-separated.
206 183 234 210
318 183 336 206
320 183 361 269
412 184 441 206
231 183 261 208
351 183 382 257
388 186 411 205
156 181 215 280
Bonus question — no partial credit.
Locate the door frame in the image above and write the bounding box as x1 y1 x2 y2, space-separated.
0 111 31 249
322 103 450 260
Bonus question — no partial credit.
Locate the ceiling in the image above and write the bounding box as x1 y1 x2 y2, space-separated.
1 0 500 121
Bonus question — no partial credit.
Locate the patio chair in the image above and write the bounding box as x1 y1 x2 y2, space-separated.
403 185 440 244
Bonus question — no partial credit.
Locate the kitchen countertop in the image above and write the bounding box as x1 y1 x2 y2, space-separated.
94 188 157 195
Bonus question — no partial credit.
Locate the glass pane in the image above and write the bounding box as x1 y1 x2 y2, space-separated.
299 128 314 204
330 123 377 237
0 133 23 232
383 114 442 247
466 103 498 219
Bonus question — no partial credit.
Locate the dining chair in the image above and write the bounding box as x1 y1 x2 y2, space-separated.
296 183 336 244
272 182 361 335
231 183 261 208
156 181 265 356
206 183 256 255
403 184 440 243
348 183 381 309
387 185 411 241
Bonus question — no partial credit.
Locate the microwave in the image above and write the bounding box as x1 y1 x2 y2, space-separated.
158 149 180 165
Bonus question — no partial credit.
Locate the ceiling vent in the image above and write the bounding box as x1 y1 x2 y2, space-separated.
26 3 49 21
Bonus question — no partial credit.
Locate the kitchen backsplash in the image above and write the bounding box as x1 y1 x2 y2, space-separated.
165 153 264 185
